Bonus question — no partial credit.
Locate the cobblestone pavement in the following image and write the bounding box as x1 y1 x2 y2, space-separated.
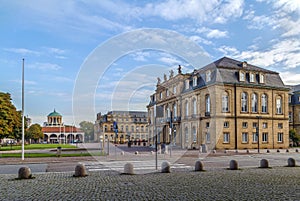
1 146 300 200
0 167 299 200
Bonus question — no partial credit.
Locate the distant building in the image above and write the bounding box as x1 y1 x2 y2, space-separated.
94 111 148 144
288 84 300 145
41 109 84 143
147 57 290 150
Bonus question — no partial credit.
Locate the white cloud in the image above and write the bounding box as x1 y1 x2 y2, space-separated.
28 62 62 71
3 48 40 55
196 27 228 38
280 71 300 85
143 0 244 24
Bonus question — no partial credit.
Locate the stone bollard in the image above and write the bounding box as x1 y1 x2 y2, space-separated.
224 149 227 154
212 150 216 154
195 160 204 171
161 161 171 173
260 159 269 168
266 149 270 153
277 149 280 153
150 151 153 155
286 149 289 153
296 149 299 153
229 160 238 170
135 151 139 155
123 163 134 175
246 149 250 154
18 166 32 179
74 164 88 177
287 158 296 167
235 150 238 153
121 151 125 156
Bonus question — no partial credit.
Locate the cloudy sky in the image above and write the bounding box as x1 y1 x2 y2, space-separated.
1 0 299 125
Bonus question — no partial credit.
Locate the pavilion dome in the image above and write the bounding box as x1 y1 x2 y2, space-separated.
47 109 62 117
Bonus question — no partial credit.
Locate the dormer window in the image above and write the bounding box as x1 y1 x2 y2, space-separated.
173 86 177 95
242 61 247 68
259 73 265 83
193 76 197 87
166 89 169 97
185 80 189 90
206 70 211 82
239 71 245 82
249 72 255 82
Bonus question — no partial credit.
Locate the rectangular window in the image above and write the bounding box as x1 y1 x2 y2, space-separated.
206 122 210 128
206 132 210 143
193 76 197 87
259 73 265 83
278 133 283 142
252 132 258 143
250 72 255 82
160 92 163 100
262 122 268 129
289 112 293 122
166 89 169 97
206 71 211 82
288 95 291 103
242 132 248 143
262 132 268 142
278 123 283 129
223 133 230 143
253 122 258 128
239 71 245 81
224 121 229 128
242 122 248 128
173 86 177 94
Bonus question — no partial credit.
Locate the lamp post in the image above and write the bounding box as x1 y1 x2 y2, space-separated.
21 58 25 161
256 116 262 153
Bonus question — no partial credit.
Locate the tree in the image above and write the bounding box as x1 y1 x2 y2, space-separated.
79 121 94 142
289 129 300 147
0 92 23 140
26 123 43 143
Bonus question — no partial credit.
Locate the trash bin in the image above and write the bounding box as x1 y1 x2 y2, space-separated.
57 146 62 157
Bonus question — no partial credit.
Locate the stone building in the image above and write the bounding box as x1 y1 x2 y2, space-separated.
289 84 300 145
147 57 290 150
42 109 84 143
94 111 148 144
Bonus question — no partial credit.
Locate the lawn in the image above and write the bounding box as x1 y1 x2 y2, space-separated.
0 152 105 158
0 143 76 151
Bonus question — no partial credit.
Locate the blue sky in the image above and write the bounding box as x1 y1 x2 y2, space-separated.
1 0 299 125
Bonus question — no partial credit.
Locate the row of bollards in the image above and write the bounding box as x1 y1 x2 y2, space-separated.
16 157 298 179
214 149 299 154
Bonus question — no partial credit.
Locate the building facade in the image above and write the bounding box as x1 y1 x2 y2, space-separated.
94 111 148 144
42 109 84 143
289 84 300 146
147 57 290 150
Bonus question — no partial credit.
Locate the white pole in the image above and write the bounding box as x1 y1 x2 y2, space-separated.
21 58 25 160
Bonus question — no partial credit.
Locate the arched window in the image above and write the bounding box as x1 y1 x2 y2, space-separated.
192 127 197 142
205 95 210 114
241 92 248 112
173 104 177 118
276 96 282 114
185 101 189 117
222 92 229 112
185 127 189 143
193 98 197 115
251 93 258 112
261 94 268 113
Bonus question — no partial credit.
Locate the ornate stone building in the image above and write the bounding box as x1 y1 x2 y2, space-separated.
147 57 290 150
42 109 84 143
94 111 148 144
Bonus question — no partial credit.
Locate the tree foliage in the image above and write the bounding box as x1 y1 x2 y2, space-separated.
289 129 300 147
0 92 23 140
26 123 43 141
79 121 94 141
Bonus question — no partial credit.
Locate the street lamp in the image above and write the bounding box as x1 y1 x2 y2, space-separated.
256 116 262 153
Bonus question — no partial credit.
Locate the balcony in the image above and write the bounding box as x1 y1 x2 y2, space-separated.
205 112 210 117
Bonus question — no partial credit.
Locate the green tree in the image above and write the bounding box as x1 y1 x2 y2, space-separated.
289 129 300 147
0 92 23 140
79 121 94 142
26 123 43 143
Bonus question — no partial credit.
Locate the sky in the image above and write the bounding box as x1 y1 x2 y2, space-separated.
0 0 300 126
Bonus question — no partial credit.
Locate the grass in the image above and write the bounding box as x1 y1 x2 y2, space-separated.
0 144 76 151
0 152 106 158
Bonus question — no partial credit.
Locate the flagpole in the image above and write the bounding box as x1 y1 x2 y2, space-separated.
22 58 25 160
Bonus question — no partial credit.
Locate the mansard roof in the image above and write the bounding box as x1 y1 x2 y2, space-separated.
195 57 286 89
